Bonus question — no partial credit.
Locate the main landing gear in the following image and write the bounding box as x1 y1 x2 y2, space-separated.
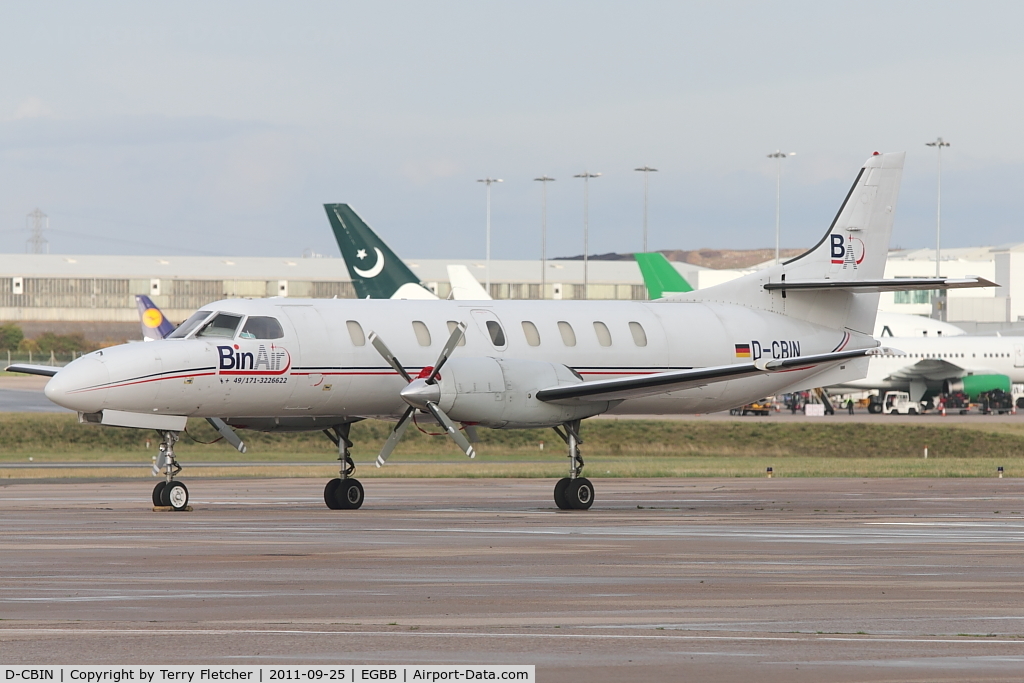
151 430 190 511
323 423 364 510
551 420 594 510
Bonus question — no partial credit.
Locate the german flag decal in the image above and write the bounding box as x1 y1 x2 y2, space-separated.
735 343 751 358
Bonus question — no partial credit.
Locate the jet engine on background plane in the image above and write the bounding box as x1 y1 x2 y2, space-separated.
943 374 1012 398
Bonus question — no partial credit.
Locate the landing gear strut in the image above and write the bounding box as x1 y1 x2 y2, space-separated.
323 423 364 510
151 430 189 511
551 420 594 510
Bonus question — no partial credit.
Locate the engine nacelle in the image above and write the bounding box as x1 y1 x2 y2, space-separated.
432 357 611 428
943 374 1011 398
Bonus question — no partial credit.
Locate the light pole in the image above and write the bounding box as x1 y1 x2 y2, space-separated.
573 171 601 300
767 150 795 264
533 175 555 299
634 166 658 254
476 177 502 295
926 137 950 278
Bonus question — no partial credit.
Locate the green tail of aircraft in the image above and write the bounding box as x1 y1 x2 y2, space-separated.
324 204 433 299
633 252 693 299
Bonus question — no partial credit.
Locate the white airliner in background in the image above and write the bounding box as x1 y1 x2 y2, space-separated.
832 335 1024 407
16 152 995 512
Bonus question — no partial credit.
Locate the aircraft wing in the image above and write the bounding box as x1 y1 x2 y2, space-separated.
763 277 996 293
536 347 883 404
5 364 59 377
885 358 965 382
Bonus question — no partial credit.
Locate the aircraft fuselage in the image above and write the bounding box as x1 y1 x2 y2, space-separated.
45 297 871 425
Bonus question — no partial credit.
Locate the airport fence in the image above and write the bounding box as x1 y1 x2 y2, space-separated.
4 350 79 369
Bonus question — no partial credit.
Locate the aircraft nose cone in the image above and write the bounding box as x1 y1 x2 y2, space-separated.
399 379 441 409
44 354 110 413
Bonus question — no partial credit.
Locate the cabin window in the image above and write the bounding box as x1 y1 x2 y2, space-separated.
558 321 576 347
412 321 432 346
447 321 467 346
485 320 506 347
240 316 284 340
196 313 243 339
593 321 612 347
629 321 648 347
522 321 541 346
346 320 366 346
168 310 213 339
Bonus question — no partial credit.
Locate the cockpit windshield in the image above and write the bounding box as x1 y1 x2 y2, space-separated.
195 313 244 339
168 310 213 339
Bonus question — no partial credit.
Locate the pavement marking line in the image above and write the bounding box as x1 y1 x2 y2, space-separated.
3 628 1024 645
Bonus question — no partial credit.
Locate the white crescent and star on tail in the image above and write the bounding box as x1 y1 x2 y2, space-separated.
353 247 385 278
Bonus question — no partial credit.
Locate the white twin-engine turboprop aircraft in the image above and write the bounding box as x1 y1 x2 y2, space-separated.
29 152 994 512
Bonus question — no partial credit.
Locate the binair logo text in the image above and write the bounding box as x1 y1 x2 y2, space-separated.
217 344 291 375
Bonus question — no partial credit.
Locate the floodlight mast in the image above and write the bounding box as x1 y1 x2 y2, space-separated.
766 151 795 264
573 172 601 300
476 178 503 295
634 166 658 255
926 137 950 278
533 176 555 298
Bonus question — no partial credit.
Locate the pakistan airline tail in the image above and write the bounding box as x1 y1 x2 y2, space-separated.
324 203 436 300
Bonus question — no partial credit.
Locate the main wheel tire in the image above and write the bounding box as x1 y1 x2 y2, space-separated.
324 478 343 510
566 478 595 510
338 479 364 509
868 403 881 414
554 477 572 510
152 481 167 507
161 481 189 511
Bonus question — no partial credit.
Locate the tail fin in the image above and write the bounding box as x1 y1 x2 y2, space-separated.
324 204 436 300
446 265 493 300
682 152 906 335
135 295 175 341
634 252 693 299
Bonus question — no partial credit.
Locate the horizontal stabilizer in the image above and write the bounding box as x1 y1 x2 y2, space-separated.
5 364 59 377
536 347 886 404
763 277 997 293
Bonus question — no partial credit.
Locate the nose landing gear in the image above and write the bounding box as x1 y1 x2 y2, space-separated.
323 423 364 509
552 420 594 510
151 430 189 511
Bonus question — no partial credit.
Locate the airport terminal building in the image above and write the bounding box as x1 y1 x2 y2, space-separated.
2 245 1023 339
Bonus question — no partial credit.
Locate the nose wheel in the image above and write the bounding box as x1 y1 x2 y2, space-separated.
323 423 364 509
152 430 189 511
552 420 594 510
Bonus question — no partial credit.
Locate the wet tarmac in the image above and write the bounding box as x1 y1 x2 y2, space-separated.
3 477 1024 681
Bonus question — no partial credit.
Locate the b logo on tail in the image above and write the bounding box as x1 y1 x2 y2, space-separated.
830 234 865 268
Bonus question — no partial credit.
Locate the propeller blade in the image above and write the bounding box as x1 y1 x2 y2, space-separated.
376 406 415 467
207 417 247 454
463 424 480 443
425 402 476 459
369 331 413 383
427 322 466 383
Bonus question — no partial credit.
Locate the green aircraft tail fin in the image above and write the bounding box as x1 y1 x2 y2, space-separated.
634 252 693 299
324 204 424 299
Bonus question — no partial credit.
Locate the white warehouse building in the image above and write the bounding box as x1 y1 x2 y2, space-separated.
1 245 1022 334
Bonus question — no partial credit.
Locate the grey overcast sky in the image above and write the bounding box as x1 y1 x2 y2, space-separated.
1 1 1022 259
